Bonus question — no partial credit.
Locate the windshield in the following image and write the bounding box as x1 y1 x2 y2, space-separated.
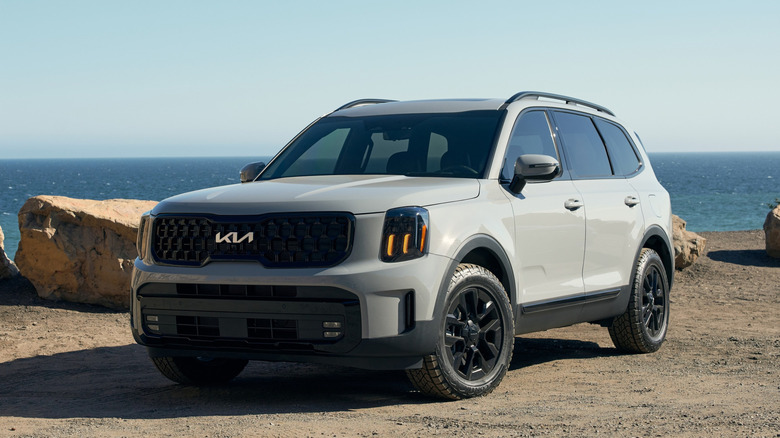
260 111 503 180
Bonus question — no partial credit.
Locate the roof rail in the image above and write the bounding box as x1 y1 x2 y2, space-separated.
334 99 397 112
503 91 614 116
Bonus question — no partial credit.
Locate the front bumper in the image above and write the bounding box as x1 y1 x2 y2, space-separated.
130 250 451 370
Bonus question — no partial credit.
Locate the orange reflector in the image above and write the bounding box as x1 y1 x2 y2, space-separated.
420 225 427 252
386 234 395 257
402 233 411 254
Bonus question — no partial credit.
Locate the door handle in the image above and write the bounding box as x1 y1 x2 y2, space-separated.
564 199 583 210
624 196 640 207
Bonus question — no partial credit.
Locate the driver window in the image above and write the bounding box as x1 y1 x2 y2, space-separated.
501 111 558 181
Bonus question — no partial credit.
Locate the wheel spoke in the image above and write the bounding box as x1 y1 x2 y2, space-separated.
463 288 479 317
481 317 500 333
445 333 464 348
642 302 653 327
446 314 464 328
477 299 495 322
481 339 500 359
463 348 476 379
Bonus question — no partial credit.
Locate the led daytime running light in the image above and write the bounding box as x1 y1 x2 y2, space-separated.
381 207 429 262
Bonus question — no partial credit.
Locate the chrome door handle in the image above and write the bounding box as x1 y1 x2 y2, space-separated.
624 196 640 207
564 199 583 210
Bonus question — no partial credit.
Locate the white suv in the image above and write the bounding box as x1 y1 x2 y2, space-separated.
132 92 673 399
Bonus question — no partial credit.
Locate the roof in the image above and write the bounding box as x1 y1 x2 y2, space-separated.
330 98 506 117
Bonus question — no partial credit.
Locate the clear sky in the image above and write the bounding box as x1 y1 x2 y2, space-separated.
1 0 778 158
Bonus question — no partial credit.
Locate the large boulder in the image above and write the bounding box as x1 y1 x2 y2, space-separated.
764 205 780 258
0 225 20 280
672 214 707 270
15 196 157 309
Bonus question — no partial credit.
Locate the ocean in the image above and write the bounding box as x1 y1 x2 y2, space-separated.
1 152 778 261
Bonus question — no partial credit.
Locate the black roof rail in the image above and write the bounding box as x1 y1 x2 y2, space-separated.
334 99 397 112
503 91 614 116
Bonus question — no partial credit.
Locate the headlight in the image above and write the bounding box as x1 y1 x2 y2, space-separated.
380 207 429 262
136 212 152 260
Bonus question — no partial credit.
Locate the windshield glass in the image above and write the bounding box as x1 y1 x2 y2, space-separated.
260 111 503 180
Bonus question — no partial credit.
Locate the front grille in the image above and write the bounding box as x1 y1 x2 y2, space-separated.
175 283 297 298
151 213 354 267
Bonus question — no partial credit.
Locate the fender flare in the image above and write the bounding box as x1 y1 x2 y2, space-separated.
431 234 517 322
635 225 675 289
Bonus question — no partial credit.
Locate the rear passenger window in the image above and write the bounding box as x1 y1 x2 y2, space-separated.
554 112 612 178
594 118 641 175
501 111 558 180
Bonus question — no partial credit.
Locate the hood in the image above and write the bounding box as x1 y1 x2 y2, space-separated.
151 175 480 216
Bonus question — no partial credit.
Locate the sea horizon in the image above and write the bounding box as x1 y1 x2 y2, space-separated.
2 151 778 261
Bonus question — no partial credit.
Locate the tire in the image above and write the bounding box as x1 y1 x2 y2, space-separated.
609 248 670 353
407 263 514 399
151 356 248 385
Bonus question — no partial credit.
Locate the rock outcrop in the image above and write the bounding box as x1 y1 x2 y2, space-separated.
15 196 157 309
764 205 780 258
0 225 20 280
672 214 707 270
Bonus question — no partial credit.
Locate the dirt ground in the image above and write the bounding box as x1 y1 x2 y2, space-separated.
0 230 778 437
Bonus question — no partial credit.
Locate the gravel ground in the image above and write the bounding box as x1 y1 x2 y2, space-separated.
0 230 778 437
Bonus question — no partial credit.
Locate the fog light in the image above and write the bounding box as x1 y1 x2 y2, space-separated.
323 331 341 338
148 324 160 331
146 315 159 322
323 321 342 328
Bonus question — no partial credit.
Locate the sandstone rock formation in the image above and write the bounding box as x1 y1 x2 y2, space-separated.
15 196 157 309
764 205 780 258
0 225 20 280
672 214 707 270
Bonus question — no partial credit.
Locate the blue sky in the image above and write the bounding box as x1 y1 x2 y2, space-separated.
1 1 778 158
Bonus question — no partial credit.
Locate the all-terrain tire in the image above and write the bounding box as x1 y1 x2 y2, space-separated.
151 356 248 385
609 248 670 353
407 263 514 399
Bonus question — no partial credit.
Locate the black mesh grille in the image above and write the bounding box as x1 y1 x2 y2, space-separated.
176 316 220 337
247 319 298 340
152 213 354 267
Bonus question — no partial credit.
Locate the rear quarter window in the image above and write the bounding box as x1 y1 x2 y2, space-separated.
594 118 641 176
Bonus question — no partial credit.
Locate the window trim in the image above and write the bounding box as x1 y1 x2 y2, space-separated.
591 116 645 178
549 109 644 181
499 108 570 184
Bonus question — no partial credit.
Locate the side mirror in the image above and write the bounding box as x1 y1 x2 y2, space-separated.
240 161 266 183
509 154 559 194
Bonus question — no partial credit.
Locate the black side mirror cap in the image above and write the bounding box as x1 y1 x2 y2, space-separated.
509 154 560 194
240 161 266 183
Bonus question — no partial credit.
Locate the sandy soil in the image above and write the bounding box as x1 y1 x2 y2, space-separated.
0 230 778 437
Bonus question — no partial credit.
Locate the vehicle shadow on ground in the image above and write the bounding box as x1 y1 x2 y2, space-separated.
0 336 618 420
511 337 616 369
706 249 780 267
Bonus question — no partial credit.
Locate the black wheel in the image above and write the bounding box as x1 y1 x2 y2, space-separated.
609 248 670 353
151 356 248 385
407 263 514 399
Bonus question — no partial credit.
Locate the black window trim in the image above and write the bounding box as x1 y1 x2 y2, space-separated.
548 109 644 181
498 107 572 184
591 116 645 178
